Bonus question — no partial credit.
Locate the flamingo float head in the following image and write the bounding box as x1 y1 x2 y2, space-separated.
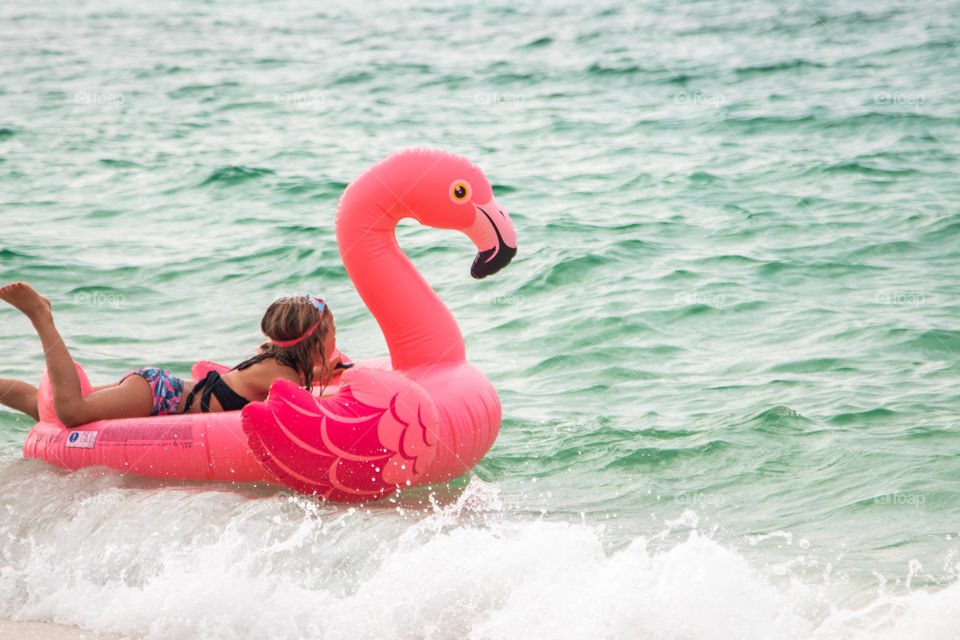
336 148 518 369
346 148 518 279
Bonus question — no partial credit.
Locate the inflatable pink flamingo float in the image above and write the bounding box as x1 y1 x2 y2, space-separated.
23 149 517 503
243 148 517 501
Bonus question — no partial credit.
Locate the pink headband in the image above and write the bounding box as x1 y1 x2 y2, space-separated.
268 320 320 348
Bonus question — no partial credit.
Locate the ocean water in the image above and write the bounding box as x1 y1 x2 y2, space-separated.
2 0 960 637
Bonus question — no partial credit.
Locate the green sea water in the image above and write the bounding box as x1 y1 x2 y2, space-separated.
2 0 960 637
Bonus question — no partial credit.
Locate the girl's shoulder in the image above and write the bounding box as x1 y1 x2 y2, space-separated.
227 357 301 401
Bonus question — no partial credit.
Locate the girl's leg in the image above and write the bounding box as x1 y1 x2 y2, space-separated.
62 376 155 425
0 378 39 421
0 282 153 427
0 380 118 422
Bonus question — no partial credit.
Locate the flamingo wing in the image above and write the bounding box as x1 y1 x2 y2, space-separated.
241 367 439 502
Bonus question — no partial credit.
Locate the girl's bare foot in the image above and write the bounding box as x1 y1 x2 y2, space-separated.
0 282 52 323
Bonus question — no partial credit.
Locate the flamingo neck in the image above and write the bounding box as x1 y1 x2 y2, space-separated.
336 187 465 371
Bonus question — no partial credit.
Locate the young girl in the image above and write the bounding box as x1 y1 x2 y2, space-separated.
0 282 341 426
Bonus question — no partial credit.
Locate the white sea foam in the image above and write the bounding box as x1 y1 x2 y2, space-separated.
2 461 959 640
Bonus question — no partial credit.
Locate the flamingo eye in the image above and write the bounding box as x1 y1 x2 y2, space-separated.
449 181 471 203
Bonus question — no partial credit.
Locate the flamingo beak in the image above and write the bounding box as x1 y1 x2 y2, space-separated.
465 197 518 279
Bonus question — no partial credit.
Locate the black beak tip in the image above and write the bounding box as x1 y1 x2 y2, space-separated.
471 245 517 279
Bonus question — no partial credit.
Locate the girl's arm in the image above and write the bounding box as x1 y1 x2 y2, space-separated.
313 350 347 387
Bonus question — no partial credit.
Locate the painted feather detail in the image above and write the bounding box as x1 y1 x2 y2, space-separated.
242 367 439 502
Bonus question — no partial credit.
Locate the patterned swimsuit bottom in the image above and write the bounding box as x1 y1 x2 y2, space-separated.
120 367 185 416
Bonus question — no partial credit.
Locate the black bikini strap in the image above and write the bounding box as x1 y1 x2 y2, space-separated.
200 375 216 413
183 370 249 413
183 372 211 413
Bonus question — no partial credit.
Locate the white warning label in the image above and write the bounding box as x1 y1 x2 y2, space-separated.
65 430 98 449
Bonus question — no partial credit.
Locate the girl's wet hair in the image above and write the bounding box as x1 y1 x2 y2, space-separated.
234 296 331 391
